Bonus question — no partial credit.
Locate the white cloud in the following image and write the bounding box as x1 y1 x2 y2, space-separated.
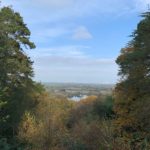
35 27 69 38
134 0 150 12
33 55 118 83
35 56 115 67
35 0 73 9
28 45 90 58
72 26 93 40
32 25 92 41
3 0 150 24
28 45 118 83
31 25 92 42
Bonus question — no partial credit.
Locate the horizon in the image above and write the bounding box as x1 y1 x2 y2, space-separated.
42 81 115 85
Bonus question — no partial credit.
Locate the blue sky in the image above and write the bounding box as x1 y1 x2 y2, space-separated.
2 0 150 83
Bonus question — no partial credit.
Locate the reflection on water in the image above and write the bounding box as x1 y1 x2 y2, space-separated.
69 95 88 101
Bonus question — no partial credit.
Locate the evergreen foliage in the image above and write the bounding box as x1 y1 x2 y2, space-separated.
114 11 150 148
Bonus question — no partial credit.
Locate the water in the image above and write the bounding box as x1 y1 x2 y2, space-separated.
69 95 88 101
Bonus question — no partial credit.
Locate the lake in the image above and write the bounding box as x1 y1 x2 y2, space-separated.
69 95 88 101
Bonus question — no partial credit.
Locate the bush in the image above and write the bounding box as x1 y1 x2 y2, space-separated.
93 95 114 119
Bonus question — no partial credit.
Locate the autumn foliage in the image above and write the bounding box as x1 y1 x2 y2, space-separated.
1 3 150 150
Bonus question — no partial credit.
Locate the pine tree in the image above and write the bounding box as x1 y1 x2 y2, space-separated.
114 11 150 147
0 6 36 138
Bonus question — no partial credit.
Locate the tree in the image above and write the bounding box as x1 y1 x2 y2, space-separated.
0 6 36 138
18 93 73 150
114 11 150 148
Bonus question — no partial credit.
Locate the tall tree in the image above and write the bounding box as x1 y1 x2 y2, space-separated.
114 11 150 147
0 6 36 138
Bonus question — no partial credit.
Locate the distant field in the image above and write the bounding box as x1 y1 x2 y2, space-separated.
43 82 114 100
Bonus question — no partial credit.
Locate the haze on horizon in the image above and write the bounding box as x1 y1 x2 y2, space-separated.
2 0 150 84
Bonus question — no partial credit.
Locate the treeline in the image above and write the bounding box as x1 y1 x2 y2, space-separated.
1 4 150 150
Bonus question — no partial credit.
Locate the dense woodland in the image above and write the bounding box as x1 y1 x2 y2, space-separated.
1 3 150 150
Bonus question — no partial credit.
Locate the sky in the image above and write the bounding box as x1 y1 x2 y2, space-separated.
2 0 150 83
